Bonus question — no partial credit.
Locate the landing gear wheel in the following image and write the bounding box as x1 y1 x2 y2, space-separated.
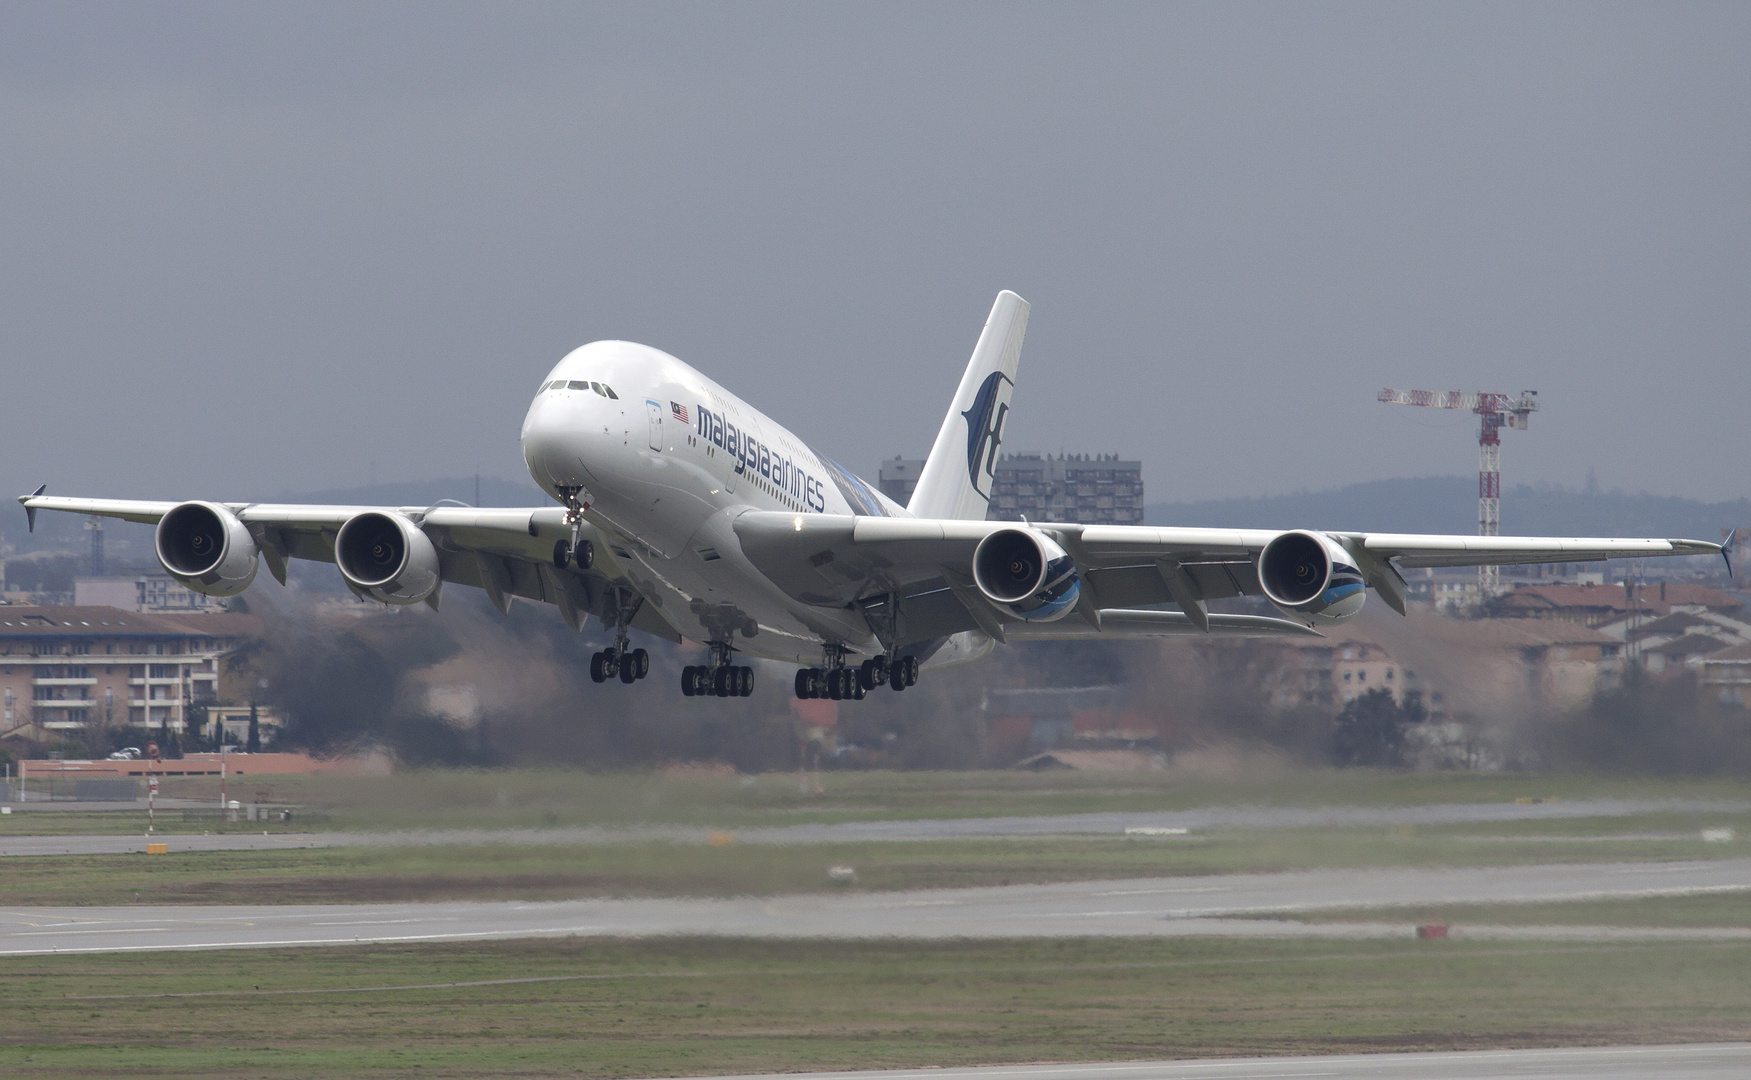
553 539 571 570
857 659 876 692
889 661 906 692
682 665 698 696
795 669 813 699
632 648 649 679
590 651 607 683
573 538 594 570
850 676 866 700
904 656 919 686
711 667 729 698
739 666 754 696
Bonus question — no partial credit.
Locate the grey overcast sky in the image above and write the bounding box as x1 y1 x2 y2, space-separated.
1 2 1746 507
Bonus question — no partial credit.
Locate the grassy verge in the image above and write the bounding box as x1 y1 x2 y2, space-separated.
3 935 1750 1078
6 767 1749 836
4 824 1748 906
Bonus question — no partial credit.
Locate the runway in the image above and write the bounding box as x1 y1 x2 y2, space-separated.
683 1044 1751 1080
5 857 1748 955
3 796 1744 857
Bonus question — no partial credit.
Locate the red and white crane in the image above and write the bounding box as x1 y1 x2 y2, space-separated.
1377 388 1539 594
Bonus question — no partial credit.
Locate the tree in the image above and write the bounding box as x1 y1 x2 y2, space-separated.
1331 688 1425 768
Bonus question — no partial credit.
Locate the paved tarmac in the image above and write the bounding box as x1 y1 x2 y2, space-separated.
681 1044 1751 1080
3 796 1745 856
5 858 1748 955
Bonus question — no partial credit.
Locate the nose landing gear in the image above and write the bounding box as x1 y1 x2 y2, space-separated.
552 486 596 570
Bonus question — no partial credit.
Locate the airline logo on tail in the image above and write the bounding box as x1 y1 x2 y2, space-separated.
961 371 1011 498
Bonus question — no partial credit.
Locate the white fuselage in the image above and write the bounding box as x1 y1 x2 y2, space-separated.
519 340 898 664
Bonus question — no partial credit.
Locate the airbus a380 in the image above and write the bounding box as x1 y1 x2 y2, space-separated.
20 292 1725 701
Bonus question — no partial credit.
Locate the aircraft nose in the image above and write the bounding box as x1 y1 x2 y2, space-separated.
521 389 615 490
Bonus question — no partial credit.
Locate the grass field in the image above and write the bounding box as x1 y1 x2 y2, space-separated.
7 766 1748 836
4 815 1747 905
3 935 1749 1078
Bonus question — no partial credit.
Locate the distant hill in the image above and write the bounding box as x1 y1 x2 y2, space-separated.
1146 477 1750 541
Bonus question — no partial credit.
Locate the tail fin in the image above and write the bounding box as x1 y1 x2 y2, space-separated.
908 290 1029 520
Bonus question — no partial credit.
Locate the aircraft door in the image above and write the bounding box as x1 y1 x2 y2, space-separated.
645 400 664 452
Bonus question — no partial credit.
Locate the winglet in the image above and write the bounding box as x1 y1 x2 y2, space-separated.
20 484 45 532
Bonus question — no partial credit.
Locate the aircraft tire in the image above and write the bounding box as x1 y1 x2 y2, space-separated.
795 669 812 699
574 539 594 570
904 656 919 686
681 665 697 696
632 648 650 679
889 662 906 692
739 666 754 696
553 540 571 569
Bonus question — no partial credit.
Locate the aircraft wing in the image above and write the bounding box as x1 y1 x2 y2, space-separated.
732 510 1722 643
16 493 681 641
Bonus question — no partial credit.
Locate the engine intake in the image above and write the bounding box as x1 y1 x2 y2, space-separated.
335 511 441 605
972 527 1081 622
154 502 258 597
1257 529 1366 626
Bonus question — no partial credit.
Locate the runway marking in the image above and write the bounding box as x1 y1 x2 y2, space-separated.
1093 887 1229 897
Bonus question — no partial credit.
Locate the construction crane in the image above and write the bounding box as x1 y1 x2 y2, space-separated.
1377 388 1539 595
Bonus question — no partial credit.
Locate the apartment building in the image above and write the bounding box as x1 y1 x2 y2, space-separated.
0 606 262 739
876 453 1145 524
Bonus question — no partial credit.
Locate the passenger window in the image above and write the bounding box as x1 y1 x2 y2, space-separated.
568 380 588 390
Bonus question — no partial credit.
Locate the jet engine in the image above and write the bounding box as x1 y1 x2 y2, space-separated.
154 501 258 597
971 527 1081 622
1257 529 1366 626
334 511 441 605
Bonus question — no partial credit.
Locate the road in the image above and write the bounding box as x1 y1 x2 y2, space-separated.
2 797 1744 856
4 858 1747 955
681 1045 1751 1080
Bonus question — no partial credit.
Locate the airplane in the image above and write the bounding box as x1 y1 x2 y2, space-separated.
19 291 1726 701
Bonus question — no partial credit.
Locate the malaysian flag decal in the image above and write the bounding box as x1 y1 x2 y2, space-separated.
671 401 689 424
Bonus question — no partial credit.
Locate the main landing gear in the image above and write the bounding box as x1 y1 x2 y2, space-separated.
589 584 649 685
682 641 753 698
794 651 917 700
590 645 649 684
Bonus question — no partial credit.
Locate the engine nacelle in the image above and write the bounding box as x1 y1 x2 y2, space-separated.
972 527 1081 622
334 511 441 605
1257 529 1366 626
154 501 258 597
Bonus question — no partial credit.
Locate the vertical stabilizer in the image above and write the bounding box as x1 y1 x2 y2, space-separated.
908 290 1029 520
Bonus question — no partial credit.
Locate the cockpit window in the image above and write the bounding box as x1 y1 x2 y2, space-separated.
567 380 588 390
604 385 619 399
548 380 566 390
590 381 605 395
